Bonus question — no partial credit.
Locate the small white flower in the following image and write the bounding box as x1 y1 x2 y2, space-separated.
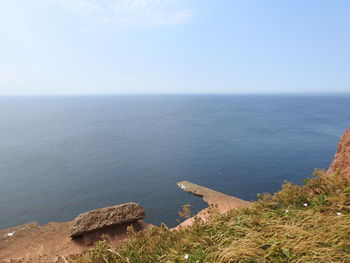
303 203 308 207
7 232 14 237
285 209 289 213
336 212 342 216
184 254 189 259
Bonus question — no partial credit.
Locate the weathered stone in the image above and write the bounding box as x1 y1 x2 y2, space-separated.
69 202 145 238
328 126 350 177
177 181 251 209
176 181 251 228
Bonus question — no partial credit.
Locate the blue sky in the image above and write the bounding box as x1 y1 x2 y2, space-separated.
0 0 349 95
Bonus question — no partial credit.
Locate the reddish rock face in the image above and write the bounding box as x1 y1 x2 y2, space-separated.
175 181 251 229
328 126 350 177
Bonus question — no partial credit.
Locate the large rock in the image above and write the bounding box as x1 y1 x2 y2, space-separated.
328 126 350 177
70 202 145 238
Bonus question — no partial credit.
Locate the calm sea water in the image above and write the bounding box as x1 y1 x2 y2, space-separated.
0 95 349 229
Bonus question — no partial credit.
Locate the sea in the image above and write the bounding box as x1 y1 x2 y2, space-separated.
0 94 349 229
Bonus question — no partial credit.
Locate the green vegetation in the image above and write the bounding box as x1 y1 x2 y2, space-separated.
83 170 350 263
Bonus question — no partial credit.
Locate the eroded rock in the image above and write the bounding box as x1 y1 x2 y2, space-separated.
176 181 251 228
70 202 145 238
328 126 350 177
177 181 251 210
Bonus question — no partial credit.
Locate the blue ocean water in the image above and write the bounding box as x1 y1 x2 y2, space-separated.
0 95 349 229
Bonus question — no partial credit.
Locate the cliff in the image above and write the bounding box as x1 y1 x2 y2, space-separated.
328 126 350 177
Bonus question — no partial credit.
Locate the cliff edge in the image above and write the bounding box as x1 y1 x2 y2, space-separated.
328 126 350 177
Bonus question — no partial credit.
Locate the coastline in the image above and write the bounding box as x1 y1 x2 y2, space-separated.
1 125 349 262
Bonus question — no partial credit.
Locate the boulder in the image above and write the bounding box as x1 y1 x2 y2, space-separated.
70 202 145 238
328 126 350 177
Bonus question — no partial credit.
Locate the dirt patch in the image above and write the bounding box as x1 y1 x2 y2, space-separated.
0 220 151 263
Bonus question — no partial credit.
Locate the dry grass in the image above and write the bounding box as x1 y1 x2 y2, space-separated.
76 170 350 263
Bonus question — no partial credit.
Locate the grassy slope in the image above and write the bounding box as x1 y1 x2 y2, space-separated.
81 170 350 263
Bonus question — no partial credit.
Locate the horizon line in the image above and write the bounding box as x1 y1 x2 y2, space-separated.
0 92 350 97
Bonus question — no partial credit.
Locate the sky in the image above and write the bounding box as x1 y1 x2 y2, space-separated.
0 0 350 95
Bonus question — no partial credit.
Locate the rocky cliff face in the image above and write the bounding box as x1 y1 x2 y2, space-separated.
328 126 350 177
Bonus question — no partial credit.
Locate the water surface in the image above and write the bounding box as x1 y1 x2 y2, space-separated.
0 95 349 228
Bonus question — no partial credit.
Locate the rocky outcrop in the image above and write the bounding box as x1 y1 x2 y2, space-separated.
328 126 350 177
0 220 151 263
70 202 145 238
177 181 251 210
176 181 251 228
0 203 150 262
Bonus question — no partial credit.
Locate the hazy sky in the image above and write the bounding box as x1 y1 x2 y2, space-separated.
1 0 350 95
